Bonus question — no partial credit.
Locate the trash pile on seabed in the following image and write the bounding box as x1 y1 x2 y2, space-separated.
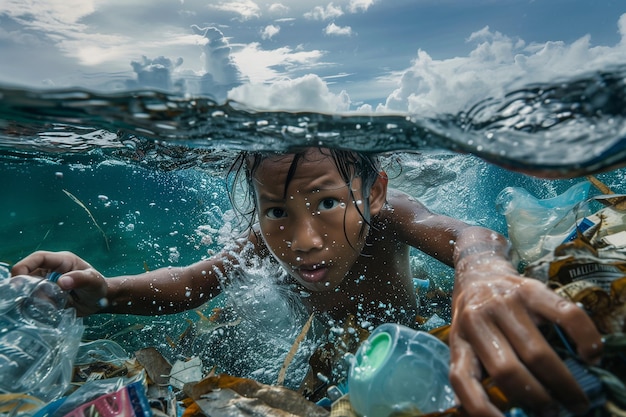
494 175 626 417
3 177 626 417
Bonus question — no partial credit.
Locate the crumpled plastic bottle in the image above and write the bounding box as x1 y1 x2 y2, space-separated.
0 263 84 402
348 323 456 417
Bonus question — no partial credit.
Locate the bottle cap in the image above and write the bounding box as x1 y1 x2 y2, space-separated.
355 330 392 381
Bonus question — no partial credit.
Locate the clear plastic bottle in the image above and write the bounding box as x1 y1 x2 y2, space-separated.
0 271 83 401
348 323 456 417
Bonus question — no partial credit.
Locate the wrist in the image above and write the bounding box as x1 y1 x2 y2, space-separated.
96 279 116 314
453 228 512 264
453 239 515 278
454 243 511 262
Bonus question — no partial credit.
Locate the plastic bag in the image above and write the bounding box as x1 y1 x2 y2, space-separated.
496 181 591 266
0 264 84 402
74 339 130 366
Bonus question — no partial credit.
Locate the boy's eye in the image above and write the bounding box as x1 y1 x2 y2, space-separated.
265 207 287 219
318 198 340 211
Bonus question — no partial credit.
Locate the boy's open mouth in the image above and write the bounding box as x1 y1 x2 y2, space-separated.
295 264 329 284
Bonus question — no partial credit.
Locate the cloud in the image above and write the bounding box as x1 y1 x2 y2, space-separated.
126 25 244 100
620 13 626 46
348 0 375 13
304 2 343 20
129 55 183 91
268 3 289 14
324 23 352 36
0 0 211 75
231 42 325 83
208 0 261 20
228 73 351 112
261 24 281 40
0 25 43 46
2 0 95 33
191 25 244 97
377 16 626 116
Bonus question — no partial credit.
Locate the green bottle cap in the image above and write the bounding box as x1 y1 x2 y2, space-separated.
356 331 392 380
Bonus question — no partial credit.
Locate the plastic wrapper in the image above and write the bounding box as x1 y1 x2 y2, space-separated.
48 374 151 417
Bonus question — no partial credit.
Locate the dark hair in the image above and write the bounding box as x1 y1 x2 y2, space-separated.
227 147 383 241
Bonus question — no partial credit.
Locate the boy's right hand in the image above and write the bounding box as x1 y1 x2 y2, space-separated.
11 250 109 317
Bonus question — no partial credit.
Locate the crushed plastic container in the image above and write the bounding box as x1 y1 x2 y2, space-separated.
348 323 455 417
0 263 83 402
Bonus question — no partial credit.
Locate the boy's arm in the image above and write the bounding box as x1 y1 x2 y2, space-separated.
103 254 231 315
11 232 258 316
384 189 603 417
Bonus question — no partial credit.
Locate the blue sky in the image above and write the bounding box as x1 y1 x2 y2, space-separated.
1 0 625 114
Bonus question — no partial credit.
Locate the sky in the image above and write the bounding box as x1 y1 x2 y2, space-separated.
1 0 625 115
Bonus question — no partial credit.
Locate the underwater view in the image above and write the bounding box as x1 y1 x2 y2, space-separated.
2 1 626 416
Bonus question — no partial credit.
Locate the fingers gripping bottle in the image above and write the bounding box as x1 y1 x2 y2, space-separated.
348 323 456 417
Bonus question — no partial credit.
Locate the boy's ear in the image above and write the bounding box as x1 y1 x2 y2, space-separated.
368 171 388 217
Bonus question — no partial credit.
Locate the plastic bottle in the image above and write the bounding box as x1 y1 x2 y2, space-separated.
348 323 455 417
0 270 83 402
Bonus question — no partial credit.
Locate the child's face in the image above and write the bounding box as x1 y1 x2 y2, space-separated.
252 149 382 292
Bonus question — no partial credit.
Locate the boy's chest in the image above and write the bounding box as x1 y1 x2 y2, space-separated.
301 249 418 326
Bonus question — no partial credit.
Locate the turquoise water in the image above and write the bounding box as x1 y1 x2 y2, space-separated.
2 67 626 386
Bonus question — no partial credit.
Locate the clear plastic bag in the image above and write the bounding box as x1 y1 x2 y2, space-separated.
0 264 84 402
74 339 130 366
496 181 591 266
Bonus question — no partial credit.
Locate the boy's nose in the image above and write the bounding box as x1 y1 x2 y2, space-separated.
290 219 323 252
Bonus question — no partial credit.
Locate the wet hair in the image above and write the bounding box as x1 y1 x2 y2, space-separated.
227 147 383 242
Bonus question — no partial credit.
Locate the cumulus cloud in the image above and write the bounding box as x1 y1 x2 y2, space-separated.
228 73 351 112
324 23 352 36
348 0 375 13
261 24 281 40
190 25 244 97
377 17 626 115
191 26 241 85
268 3 289 14
304 2 343 20
224 13 626 114
231 42 325 83
129 55 183 91
208 0 261 20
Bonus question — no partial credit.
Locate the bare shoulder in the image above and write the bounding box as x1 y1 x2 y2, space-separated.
375 188 467 264
379 188 433 224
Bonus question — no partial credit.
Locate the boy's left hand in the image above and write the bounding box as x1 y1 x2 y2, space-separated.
449 253 603 417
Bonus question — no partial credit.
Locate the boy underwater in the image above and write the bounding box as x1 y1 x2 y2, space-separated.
12 147 602 417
